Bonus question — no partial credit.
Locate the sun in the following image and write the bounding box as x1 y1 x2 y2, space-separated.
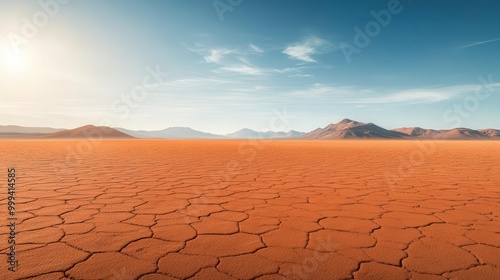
2 46 26 72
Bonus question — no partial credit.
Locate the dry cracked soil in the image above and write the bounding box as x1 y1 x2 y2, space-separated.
0 140 499 280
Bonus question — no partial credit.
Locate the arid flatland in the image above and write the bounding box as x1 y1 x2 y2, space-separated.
0 140 499 279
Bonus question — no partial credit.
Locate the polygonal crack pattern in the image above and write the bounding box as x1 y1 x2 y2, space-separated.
0 140 498 279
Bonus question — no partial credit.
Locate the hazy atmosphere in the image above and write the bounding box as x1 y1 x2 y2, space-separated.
1 2 500 279
1 0 500 134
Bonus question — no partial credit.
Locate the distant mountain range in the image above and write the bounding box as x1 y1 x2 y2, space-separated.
393 127 500 139
303 119 500 139
115 127 305 139
0 125 65 134
116 127 225 139
0 119 499 140
0 125 64 139
0 125 133 139
226 128 305 139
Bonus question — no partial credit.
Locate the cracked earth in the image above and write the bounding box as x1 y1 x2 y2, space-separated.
0 140 499 279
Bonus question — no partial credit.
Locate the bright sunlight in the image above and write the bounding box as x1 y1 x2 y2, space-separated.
1 45 26 72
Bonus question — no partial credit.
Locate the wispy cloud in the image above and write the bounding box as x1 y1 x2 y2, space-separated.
188 43 266 65
361 90 458 103
145 77 237 91
187 44 271 76
204 48 237 64
457 37 500 49
217 64 317 76
273 66 313 74
249 44 263 53
186 43 319 78
185 44 240 65
290 84 363 97
289 74 312 78
216 64 266 75
283 36 328 63
287 83 499 104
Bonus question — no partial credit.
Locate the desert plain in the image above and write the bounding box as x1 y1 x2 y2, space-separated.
0 140 499 280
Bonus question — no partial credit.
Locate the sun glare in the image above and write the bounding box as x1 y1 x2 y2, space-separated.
2 46 26 72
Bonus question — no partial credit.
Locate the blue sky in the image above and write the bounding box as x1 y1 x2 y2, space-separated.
1 0 499 133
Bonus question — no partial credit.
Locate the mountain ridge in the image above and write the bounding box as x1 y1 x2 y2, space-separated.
0 125 66 134
116 127 225 139
40 125 134 139
394 126 500 139
226 128 305 139
1 120 499 140
303 119 409 139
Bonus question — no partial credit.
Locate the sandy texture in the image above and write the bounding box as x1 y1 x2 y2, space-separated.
0 140 499 279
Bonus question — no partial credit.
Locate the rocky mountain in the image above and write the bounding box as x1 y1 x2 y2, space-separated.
303 119 408 139
1 122 499 140
393 127 441 138
42 125 134 139
395 127 500 139
479 129 500 139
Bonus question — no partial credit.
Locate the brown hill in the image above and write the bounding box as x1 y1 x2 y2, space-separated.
478 129 500 139
41 125 134 139
395 127 499 139
393 127 441 138
434 128 488 139
304 119 408 139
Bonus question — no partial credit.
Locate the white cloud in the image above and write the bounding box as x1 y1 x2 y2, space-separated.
187 44 270 76
289 74 312 78
217 64 315 77
188 44 265 66
290 83 359 97
249 44 263 53
283 36 327 63
186 43 318 77
185 44 239 64
288 83 498 104
457 37 500 49
145 77 237 91
363 90 456 103
273 66 311 73
216 65 266 75
373 84 500 104
204 48 236 64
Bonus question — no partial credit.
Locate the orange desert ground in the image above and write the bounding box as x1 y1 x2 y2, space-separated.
0 140 499 280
